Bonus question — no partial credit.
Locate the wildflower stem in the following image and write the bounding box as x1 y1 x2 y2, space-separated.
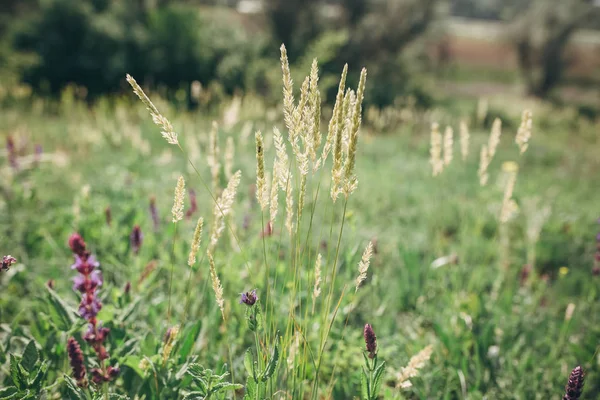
167 223 179 322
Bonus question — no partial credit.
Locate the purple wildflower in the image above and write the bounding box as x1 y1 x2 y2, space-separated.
1 255 17 272
67 337 87 387
130 225 143 255
73 270 102 293
68 232 117 383
563 366 585 400
364 324 377 359
78 295 102 321
240 289 258 306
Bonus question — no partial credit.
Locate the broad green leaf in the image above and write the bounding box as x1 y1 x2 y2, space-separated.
372 360 386 397
0 386 18 400
243 349 255 381
140 333 157 356
63 375 86 400
178 320 202 360
209 382 243 394
182 391 205 400
21 340 38 372
243 377 256 400
360 368 369 400
122 356 146 378
260 343 279 382
9 355 24 390
30 361 48 391
45 287 76 331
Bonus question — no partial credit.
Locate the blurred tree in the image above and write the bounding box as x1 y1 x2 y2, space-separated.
264 0 321 59
10 0 264 96
337 0 440 106
511 0 599 97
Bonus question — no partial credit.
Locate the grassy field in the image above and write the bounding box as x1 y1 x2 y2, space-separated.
1 61 600 399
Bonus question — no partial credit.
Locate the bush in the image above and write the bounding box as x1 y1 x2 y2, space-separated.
10 0 264 97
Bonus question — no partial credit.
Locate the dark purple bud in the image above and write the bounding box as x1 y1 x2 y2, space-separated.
130 225 143 255
46 279 55 289
593 266 600 276
67 337 87 386
107 365 120 378
69 233 88 258
91 368 106 384
563 366 585 400
1 255 17 271
364 323 377 359
124 281 131 294
240 289 258 306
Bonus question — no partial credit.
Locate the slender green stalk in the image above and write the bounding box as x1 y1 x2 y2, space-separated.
167 223 179 322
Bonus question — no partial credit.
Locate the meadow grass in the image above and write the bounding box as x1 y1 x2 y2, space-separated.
0 51 599 399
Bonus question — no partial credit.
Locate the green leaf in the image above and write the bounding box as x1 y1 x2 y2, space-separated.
140 333 158 356
186 363 205 379
208 382 243 395
260 342 279 382
21 340 38 372
63 375 86 400
372 360 386 397
0 386 18 400
108 395 131 400
243 377 256 400
9 355 24 390
30 361 48 391
45 287 76 331
360 368 369 400
122 356 146 378
178 320 202 360
243 349 255 381
186 364 208 394
182 392 205 400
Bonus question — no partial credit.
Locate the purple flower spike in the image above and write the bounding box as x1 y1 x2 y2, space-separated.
240 289 258 306
79 296 102 320
130 225 143 255
363 323 377 359
67 337 87 387
563 366 585 400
